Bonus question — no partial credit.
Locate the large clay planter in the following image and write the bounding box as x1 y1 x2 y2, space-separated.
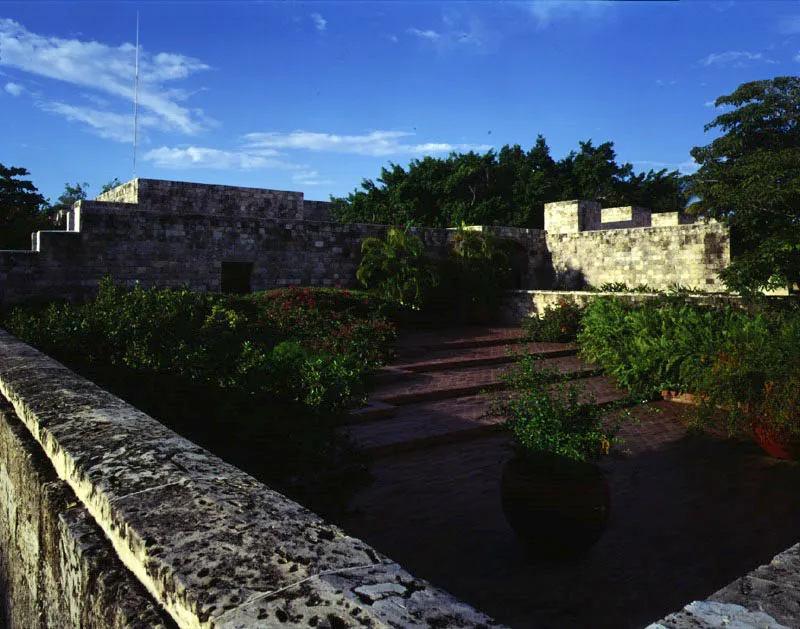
752 425 800 460
500 456 611 561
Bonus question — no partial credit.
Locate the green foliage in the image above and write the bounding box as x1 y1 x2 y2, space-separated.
432 225 514 320
524 299 584 342
494 352 627 465
331 136 688 229
0 164 51 249
686 309 800 437
101 178 123 193
578 296 739 399
593 282 655 293
356 227 438 310
688 76 800 293
3 279 396 414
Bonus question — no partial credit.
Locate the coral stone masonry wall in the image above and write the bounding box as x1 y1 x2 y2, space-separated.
546 223 730 290
0 330 503 628
0 178 731 304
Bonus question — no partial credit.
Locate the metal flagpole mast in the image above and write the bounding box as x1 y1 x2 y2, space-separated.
133 11 140 179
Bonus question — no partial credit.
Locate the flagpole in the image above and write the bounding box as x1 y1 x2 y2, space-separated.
133 11 140 179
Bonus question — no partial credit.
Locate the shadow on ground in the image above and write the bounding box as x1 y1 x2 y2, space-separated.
336 403 800 629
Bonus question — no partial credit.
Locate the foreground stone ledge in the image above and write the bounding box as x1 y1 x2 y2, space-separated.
0 398 173 628
0 329 504 628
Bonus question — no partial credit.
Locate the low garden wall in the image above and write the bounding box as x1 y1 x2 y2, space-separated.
0 329 503 628
500 290 747 323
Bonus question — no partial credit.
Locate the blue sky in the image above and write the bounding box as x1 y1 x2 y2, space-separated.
1 0 798 203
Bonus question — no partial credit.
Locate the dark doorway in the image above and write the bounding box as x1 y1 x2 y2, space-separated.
221 262 253 294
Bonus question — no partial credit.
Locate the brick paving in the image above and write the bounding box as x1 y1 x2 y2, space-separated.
334 327 800 629
372 356 597 405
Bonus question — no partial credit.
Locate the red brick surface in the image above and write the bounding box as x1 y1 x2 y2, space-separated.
334 327 800 629
338 404 800 629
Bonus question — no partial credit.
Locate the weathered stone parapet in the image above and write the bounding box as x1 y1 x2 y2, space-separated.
650 212 697 227
647 544 800 628
601 205 652 230
0 330 504 628
96 179 305 221
543 200 602 234
500 289 746 323
0 398 173 629
545 222 730 291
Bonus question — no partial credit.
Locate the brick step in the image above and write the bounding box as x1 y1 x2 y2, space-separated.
394 327 528 360
342 376 628 458
387 342 579 375
371 355 600 407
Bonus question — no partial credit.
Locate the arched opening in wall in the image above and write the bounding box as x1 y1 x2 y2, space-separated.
221 262 253 294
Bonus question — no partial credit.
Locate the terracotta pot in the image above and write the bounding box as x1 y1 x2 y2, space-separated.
752 425 800 460
500 456 610 560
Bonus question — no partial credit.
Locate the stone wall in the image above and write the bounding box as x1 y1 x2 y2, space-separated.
501 289 747 323
543 200 602 234
0 199 549 303
303 200 333 222
0 330 503 628
600 206 653 230
0 399 173 629
545 223 730 290
0 179 731 304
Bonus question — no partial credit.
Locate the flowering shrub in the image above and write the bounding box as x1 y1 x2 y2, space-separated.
524 299 584 343
241 286 396 368
2 280 399 497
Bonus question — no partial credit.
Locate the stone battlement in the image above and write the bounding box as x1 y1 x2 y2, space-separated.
0 179 730 303
544 199 700 234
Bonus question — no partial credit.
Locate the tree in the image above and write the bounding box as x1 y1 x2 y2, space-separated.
331 136 688 229
688 76 800 293
101 178 122 194
50 181 90 228
0 164 50 250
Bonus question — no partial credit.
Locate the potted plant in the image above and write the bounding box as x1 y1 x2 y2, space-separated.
493 352 628 560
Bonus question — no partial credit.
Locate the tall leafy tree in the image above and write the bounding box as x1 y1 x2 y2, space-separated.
0 164 50 250
50 181 90 227
688 76 800 293
331 136 687 229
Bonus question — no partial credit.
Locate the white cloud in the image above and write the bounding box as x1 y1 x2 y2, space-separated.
385 34 399 43
408 28 441 41
704 100 716 107
700 51 769 66
37 102 161 142
293 170 335 186
242 130 492 157
143 146 288 170
632 158 699 175
0 18 210 138
525 1 614 28
311 13 327 32
4 82 24 96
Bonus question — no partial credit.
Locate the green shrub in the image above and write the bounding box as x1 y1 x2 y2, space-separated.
687 311 800 437
524 299 584 343
578 296 739 399
356 227 438 311
493 351 628 465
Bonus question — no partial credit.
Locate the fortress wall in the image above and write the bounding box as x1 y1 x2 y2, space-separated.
0 330 502 628
545 222 730 291
1 201 549 303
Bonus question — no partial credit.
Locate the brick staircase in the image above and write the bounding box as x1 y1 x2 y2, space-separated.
341 326 628 458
